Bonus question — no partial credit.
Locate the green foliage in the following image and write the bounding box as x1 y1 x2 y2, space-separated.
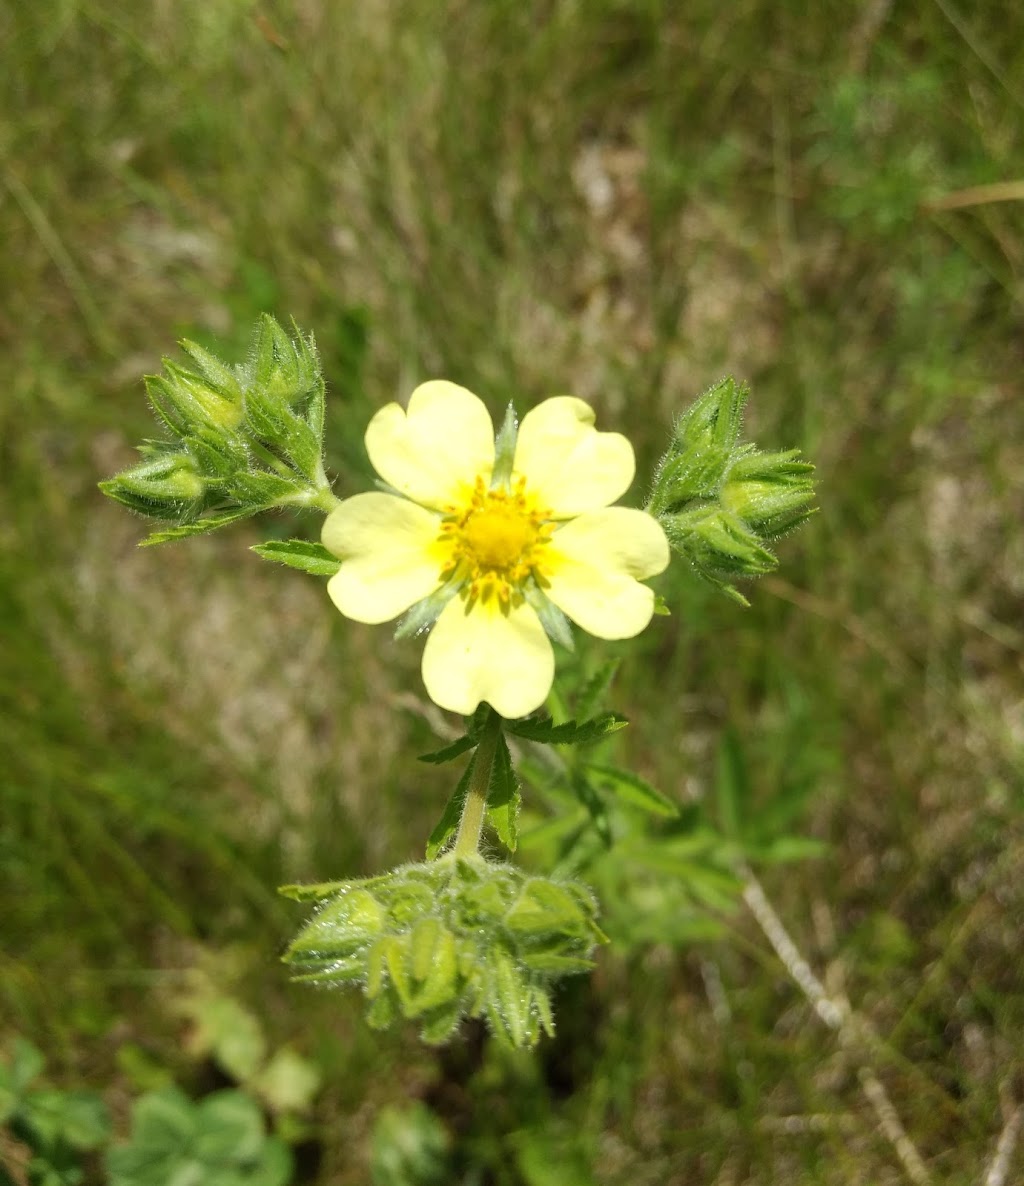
175 985 321 1116
0 1039 110 1186
100 316 333 542
5 0 1024 1179
249 539 341 577
648 378 816 605
369 1102 452 1186
106 1088 292 1186
281 858 605 1048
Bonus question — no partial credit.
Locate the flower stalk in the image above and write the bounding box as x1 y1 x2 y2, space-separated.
453 707 503 857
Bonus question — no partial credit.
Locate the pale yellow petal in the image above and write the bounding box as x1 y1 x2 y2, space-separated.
543 508 670 639
513 396 635 516
322 493 445 623
364 381 495 509
421 596 554 718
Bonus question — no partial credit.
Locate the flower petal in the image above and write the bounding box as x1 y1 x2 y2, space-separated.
543 507 670 639
422 596 554 718
365 381 495 509
513 396 635 516
322 493 445 623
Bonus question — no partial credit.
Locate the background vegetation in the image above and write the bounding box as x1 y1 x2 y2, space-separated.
2 1 1022 1183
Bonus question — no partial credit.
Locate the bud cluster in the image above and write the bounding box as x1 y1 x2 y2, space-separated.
100 316 332 544
281 857 606 1048
646 377 816 603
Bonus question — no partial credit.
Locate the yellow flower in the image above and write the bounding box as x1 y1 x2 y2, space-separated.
322 381 669 718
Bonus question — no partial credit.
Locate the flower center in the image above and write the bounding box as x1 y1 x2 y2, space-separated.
439 477 553 606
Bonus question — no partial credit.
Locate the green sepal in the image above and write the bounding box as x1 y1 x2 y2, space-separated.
98 453 206 520
647 375 817 604
222 470 305 506
647 377 747 514
250 540 341 577
485 735 520 852
506 712 627 746
101 316 333 539
179 338 244 398
522 583 574 651
147 361 242 435
491 402 519 487
585 763 679 817
281 860 604 1048
720 448 817 539
243 387 323 481
393 579 462 641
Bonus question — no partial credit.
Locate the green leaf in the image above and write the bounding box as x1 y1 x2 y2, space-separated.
506 713 627 746
756 835 829 864
251 1048 321 1115
26 1089 110 1150
6 1037 45 1094
425 756 476 860
585 763 679 817
185 997 267 1084
139 509 256 545
575 660 620 720
194 1091 264 1164
715 727 748 839
417 733 477 765
570 771 612 848
277 879 351 901
251 539 340 577
485 735 520 852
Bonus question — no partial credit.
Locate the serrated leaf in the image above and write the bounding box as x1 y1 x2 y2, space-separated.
576 659 620 719
417 733 477 765
570 771 612 848
139 509 256 545
251 540 340 577
425 754 476 860
506 713 627 746
585 763 678 817
485 735 520 852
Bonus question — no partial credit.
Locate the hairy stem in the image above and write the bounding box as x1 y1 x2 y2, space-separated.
453 708 502 857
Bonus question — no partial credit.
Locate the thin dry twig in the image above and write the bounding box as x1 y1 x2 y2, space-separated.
741 867 933 1185
924 180 1024 212
983 1102 1022 1186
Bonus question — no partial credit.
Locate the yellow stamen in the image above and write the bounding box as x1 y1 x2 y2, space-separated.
438 476 553 607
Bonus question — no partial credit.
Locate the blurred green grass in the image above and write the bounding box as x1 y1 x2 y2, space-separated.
2 1 1023 1182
